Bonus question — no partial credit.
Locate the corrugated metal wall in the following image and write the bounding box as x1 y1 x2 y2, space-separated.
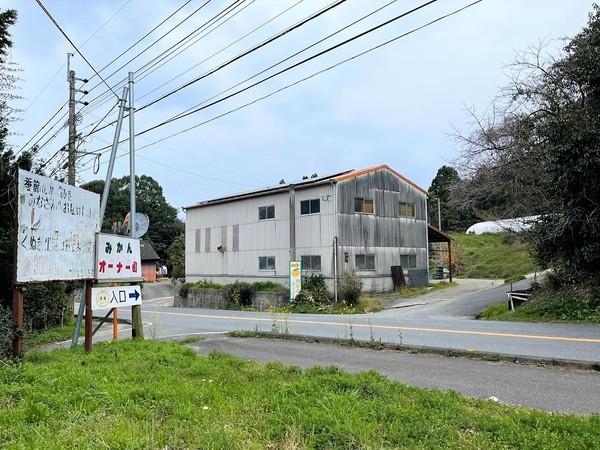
185 168 429 291
336 168 428 288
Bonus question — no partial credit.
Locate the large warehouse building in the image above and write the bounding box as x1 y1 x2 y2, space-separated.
184 164 431 292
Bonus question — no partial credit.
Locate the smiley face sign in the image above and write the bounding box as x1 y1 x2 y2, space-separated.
95 290 110 309
91 285 142 310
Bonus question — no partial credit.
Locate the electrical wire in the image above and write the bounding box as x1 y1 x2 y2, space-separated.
137 0 306 102
78 0 216 112
81 0 245 118
22 0 132 115
140 0 348 111
34 0 119 98
81 0 348 136
80 0 482 164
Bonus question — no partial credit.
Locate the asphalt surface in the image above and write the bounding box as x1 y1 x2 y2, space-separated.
190 336 600 414
133 278 600 363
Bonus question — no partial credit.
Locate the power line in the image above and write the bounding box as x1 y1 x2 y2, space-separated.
78 0 216 112
141 0 440 134
34 0 119 99
81 0 247 119
22 0 132 115
148 0 401 125
137 0 305 102
140 0 348 111
79 0 483 166
81 0 348 136
16 103 66 156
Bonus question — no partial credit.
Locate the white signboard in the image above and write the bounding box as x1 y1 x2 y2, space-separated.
289 261 302 300
16 169 100 283
91 285 142 310
95 233 142 281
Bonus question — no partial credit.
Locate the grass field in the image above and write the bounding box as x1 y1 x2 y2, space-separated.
1 340 598 449
479 284 600 324
23 323 77 350
452 233 537 280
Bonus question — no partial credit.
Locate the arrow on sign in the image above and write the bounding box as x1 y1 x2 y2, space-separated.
128 290 140 301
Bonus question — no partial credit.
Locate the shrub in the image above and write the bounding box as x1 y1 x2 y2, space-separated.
192 280 224 290
23 282 72 332
250 281 286 292
178 283 191 298
293 273 331 306
225 281 252 307
339 272 362 306
0 305 14 360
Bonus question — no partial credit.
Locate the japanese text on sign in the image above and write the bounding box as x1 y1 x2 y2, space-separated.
16 169 100 283
289 261 302 300
96 234 142 281
91 285 142 310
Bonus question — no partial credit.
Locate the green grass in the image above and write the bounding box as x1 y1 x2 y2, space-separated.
189 280 287 293
270 297 385 314
452 232 537 279
23 322 79 351
1 340 598 449
479 285 600 323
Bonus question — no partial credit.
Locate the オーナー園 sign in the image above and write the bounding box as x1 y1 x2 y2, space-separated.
16 169 100 283
95 233 142 282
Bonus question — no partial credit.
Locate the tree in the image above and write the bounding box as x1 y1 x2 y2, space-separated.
81 175 183 260
0 9 20 307
167 233 185 279
455 6 600 278
428 165 473 231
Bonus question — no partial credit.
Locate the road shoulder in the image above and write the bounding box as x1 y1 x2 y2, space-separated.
189 335 600 414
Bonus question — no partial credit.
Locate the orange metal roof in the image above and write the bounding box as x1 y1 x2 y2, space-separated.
334 164 427 194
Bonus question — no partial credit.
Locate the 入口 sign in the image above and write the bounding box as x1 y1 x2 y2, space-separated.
91 285 142 310
16 169 100 283
289 261 302 300
95 233 142 281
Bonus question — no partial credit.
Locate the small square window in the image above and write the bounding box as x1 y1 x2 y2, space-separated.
354 197 374 214
300 199 321 215
400 254 417 269
258 205 275 220
399 202 416 217
356 254 375 270
301 255 321 270
259 256 276 270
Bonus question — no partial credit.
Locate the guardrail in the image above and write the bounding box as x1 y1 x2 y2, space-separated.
506 290 532 312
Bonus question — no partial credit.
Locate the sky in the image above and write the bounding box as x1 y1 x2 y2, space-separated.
4 0 596 214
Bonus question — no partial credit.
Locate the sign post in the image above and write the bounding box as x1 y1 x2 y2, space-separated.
289 261 302 300
13 169 100 357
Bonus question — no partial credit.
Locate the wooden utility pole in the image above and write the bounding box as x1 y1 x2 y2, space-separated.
11 287 23 357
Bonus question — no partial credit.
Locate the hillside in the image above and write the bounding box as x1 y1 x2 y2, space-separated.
451 233 537 280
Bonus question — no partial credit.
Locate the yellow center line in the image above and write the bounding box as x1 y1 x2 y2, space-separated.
149 310 600 344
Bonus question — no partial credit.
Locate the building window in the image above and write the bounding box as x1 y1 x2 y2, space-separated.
355 254 375 270
259 256 276 270
300 199 320 215
258 205 275 220
399 202 416 217
301 255 321 270
354 197 374 214
400 254 417 269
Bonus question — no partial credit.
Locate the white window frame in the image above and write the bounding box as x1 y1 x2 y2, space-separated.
259 256 276 271
300 198 320 215
258 205 275 221
355 254 376 270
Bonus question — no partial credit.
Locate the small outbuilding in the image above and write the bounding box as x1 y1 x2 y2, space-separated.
140 240 160 282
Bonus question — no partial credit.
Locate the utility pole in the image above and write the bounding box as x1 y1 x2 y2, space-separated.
437 197 442 231
67 69 76 185
128 71 144 339
66 53 89 186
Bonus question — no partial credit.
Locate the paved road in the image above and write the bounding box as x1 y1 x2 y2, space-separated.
126 279 600 363
190 336 600 414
